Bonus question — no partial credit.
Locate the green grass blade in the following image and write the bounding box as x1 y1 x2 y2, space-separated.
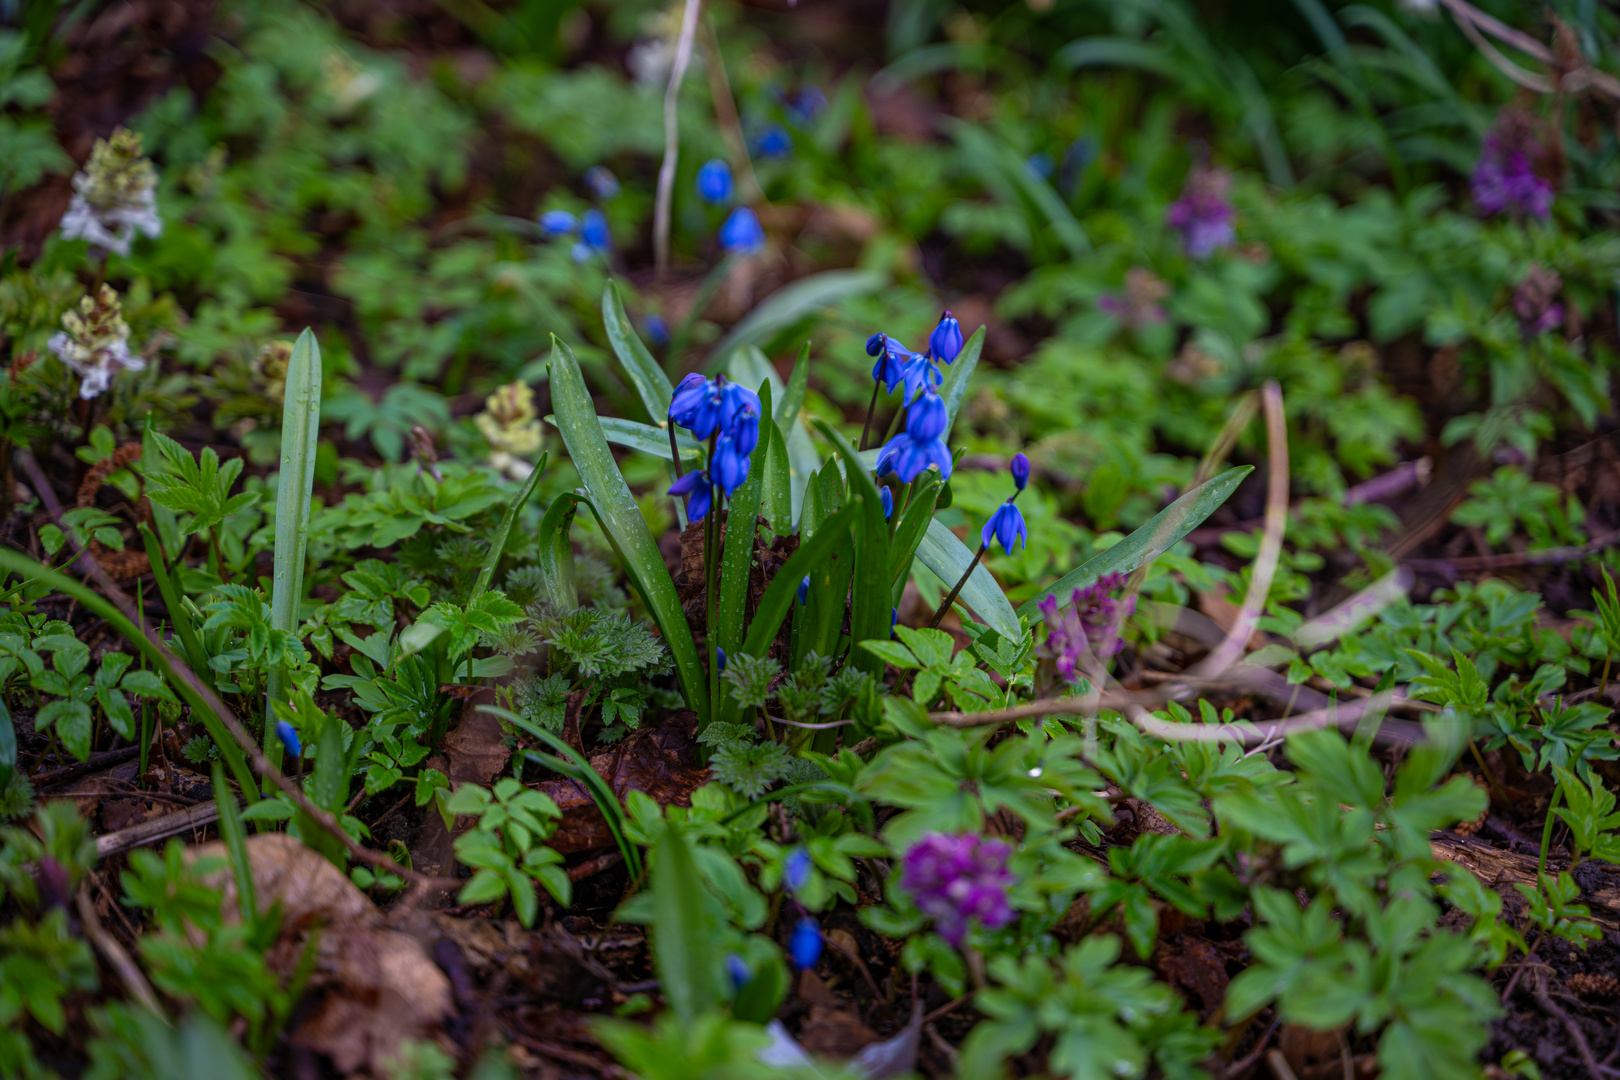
603 280 674 423
810 421 891 675
717 382 769 661
938 326 983 440
545 415 701 464
546 335 707 728
266 328 321 774
649 823 723 1024
775 342 809 431
914 518 1021 641
0 697 13 795
532 492 582 611
139 525 213 690
741 502 859 660
1017 465 1254 621
0 548 257 801
211 761 257 927
470 451 548 599
727 347 819 525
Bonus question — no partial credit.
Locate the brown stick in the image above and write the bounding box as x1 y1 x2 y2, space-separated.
77 882 165 1018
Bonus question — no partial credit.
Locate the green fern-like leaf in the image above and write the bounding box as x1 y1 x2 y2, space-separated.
711 740 791 798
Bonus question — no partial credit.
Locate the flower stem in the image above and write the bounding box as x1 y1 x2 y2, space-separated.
928 542 986 629
668 423 684 479
705 477 721 720
1536 783 1563 882
858 381 881 452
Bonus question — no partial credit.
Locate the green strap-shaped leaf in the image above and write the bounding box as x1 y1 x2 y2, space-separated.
470 451 548 600
1017 465 1254 621
812 422 892 675
707 269 886 371
266 328 321 774
915 518 1021 641
776 342 809 431
760 416 792 536
889 470 943 585
727 346 819 525
650 824 724 1025
797 462 852 665
545 415 701 464
939 325 984 440
532 492 582 611
741 503 859 661
603 281 674 423
547 336 707 727
717 383 770 662
0 697 13 795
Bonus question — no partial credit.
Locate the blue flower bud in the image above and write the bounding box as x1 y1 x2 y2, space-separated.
719 206 766 255
789 916 822 970
716 646 726 672
696 158 734 204
891 607 899 636
929 311 964 364
584 166 620 200
784 847 812 893
712 431 752 495
1025 152 1055 180
645 314 670 348
865 332 886 357
881 487 894 520
906 388 948 443
982 501 1028 556
798 576 810 605
570 241 593 263
1010 452 1030 492
538 209 577 237
668 470 713 522
274 720 301 759
726 954 751 992
580 209 611 250
754 124 792 159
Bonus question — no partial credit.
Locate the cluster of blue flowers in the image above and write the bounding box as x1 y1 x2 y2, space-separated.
665 373 763 521
536 166 622 262
869 311 963 484
694 157 766 256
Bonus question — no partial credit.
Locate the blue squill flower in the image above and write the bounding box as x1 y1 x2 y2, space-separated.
900 352 943 403
906 387 947 442
868 334 915 395
726 954 751 992
644 314 670 348
668 376 760 443
1025 152 1055 180
274 720 301 758
789 916 822 970
712 430 751 495
797 576 810 605
716 646 727 672
584 166 621 200
881 487 894 520
538 209 576 237
982 502 1027 555
570 241 592 263
784 86 827 127
929 311 963 364
876 434 953 483
668 470 713 521
719 207 766 255
754 124 792 159
580 209 611 251
1010 452 1030 491
891 607 899 635
669 372 714 433
696 158 733 204
784 847 811 893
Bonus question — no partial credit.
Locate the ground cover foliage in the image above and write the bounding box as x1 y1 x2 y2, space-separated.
1 0 1619 1077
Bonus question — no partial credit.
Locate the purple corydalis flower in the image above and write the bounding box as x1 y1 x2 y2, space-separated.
1097 267 1170 329
1037 573 1136 680
900 833 1015 947
1513 263 1564 337
1473 112 1554 219
1166 164 1235 259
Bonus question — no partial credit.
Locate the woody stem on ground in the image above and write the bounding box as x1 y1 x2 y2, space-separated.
929 542 986 630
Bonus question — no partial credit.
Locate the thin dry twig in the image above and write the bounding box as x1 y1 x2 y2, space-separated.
652 0 704 280
77 882 165 1019
1532 969 1605 1080
1197 381 1287 678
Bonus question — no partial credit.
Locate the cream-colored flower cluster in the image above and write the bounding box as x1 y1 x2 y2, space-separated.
46 286 145 399
59 128 163 258
476 382 542 479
